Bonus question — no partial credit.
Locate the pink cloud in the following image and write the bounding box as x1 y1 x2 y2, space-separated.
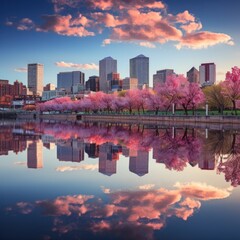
36 14 94 37
7 1 234 49
181 22 203 34
55 61 98 70
52 0 165 12
176 31 234 49
176 10 195 23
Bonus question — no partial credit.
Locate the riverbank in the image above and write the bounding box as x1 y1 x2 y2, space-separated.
4 111 240 129
80 113 240 130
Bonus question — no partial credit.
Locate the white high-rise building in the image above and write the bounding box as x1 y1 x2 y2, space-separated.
99 57 117 92
27 63 44 96
130 54 149 89
199 63 216 87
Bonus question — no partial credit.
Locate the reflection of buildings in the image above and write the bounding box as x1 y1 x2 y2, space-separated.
27 141 43 169
85 143 99 158
98 143 122 176
0 126 30 155
198 151 216 170
129 149 149 176
57 139 84 162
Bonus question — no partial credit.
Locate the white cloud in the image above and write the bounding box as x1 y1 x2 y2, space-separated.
55 61 99 70
14 67 27 72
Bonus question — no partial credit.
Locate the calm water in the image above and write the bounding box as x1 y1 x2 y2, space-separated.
0 120 240 240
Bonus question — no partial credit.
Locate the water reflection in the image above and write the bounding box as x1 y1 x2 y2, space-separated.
1 121 240 186
7 182 232 240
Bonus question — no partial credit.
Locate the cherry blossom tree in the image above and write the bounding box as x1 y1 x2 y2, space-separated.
124 90 138 114
156 75 187 113
179 82 205 115
221 66 240 114
88 92 105 112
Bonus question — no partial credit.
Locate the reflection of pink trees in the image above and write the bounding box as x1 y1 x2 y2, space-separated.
36 122 206 172
218 156 240 187
153 128 202 171
217 133 240 187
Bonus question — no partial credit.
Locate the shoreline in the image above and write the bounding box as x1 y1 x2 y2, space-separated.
21 112 240 130
2 111 240 129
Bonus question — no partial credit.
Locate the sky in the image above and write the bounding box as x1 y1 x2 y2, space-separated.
1 0 240 87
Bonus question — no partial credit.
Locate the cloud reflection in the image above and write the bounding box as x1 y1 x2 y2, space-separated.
8 182 232 239
56 164 98 172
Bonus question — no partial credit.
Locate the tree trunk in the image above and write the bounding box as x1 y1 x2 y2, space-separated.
182 104 188 115
232 100 237 115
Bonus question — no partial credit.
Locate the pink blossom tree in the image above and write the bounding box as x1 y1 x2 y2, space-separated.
111 95 127 113
179 82 205 115
221 66 240 114
88 92 105 112
125 90 138 114
146 91 163 115
101 93 116 113
156 75 187 113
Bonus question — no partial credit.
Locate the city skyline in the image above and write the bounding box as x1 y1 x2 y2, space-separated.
1 0 240 87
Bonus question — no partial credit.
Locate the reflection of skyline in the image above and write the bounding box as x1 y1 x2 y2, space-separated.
57 139 84 163
129 150 149 176
1 121 240 186
27 141 43 169
7 182 232 240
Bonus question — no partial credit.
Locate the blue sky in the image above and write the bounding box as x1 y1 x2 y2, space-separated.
1 0 240 87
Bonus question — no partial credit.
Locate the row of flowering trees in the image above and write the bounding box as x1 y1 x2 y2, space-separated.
37 66 240 115
37 75 205 115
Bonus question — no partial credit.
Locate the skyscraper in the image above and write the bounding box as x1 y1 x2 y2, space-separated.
187 67 199 84
199 63 216 87
57 71 85 93
85 76 100 92
27 63 44 96
107 72 121 92
122 77 138 90
99 57 117 92
130 54 149 89
153 69 175 88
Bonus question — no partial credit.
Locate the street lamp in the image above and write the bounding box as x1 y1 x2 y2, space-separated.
205 100 208 116
172 103 175 115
